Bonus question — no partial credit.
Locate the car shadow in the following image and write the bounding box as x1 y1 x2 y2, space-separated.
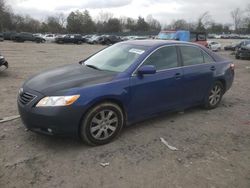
0 71 9 77
25 106 205 150
123 107 202 133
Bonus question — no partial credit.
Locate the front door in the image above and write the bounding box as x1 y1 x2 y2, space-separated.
128 46 183 121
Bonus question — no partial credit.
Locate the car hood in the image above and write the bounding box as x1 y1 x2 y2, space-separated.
24 63 117 95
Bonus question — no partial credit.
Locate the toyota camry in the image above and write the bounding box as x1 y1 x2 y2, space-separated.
18 40 234 145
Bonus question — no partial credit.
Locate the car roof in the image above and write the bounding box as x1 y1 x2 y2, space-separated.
120 39 196 47
121 39 226 63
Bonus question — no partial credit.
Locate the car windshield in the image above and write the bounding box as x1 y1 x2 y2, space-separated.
84 43 148 72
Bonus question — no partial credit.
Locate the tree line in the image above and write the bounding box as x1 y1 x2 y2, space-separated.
0 0 250 34
0 0 161 34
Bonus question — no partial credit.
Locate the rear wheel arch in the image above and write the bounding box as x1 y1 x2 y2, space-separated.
215 79 226 94
204 81 224 109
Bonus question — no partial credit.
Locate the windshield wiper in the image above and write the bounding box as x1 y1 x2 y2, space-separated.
85 64 100 70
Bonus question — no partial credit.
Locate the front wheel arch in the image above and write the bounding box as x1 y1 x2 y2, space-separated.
79 101 125 145
77 99 127 139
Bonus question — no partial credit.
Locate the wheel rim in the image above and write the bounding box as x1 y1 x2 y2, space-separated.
209 85 222 106
90 110 118 140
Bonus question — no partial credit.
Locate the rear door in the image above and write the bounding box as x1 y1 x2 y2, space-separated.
178 45 215 106
129 46 183 120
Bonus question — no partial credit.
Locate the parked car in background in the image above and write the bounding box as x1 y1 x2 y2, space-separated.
86 35 103 44
3 31 17 40
18 40 234 145
221 34 230 39
12 32 45 43
0 53 8 71
43 34 57 42
157 30 208 47
208 41 221 51
224 40 250 51
82 35 93 43
55 34 84 44
224 42 239 51
34 33 44 38
190 32 208 47
100 35 121 45
0 33 4 41
235 44 250 59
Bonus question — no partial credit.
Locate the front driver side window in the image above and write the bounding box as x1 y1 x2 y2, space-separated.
143 46 178 71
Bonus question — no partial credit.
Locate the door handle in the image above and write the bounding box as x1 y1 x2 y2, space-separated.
210 66 216 71
175 73 181 80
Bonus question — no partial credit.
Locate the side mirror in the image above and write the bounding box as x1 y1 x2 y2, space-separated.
79 59 86 64
137 65 156 75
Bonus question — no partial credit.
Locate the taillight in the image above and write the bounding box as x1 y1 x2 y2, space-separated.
230 63 235 70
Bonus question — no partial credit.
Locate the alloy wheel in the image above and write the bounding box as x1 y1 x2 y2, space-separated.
90 110 118 140
209 84 222 106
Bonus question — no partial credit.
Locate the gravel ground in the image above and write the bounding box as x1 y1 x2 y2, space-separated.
0 40 250 188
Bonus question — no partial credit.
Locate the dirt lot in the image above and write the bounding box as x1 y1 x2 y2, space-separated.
0 40 250 188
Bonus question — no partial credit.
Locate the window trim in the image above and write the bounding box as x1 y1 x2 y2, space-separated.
202 50 214 64
177 44 215 67
132 44 215 76
132 45 181 76
178 45 204 67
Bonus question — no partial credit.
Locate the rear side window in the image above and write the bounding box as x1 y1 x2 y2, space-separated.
180 46 204 66
203 52 214 63
143 46 178 71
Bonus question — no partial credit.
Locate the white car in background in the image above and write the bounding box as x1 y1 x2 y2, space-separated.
43 34 56 42
208 41 222 51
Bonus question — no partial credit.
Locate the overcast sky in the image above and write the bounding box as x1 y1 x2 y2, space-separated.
5 0 249 25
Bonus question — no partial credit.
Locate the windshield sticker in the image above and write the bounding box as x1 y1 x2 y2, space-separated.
129 49 145 55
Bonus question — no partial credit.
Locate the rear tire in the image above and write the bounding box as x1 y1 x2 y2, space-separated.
80 102 124 146
204 81 224 109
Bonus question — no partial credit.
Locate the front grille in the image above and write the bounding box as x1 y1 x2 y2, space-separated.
19 92 36 105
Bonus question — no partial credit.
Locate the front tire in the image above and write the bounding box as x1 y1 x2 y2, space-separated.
80 102 124 146
204 82 224 109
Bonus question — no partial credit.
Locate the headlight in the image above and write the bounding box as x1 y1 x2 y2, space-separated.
36 95 80 107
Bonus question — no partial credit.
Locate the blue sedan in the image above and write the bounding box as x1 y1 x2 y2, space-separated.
18 40 234 145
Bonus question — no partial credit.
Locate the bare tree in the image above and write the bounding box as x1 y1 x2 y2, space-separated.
170 19 189 30
196 11 212 31
56 13 66 28
146 15 161 31
246 4 250 16
0 0 4 29
231 8 242 33
96 11 113 23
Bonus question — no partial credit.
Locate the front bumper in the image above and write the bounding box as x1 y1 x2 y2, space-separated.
17 89 86 137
